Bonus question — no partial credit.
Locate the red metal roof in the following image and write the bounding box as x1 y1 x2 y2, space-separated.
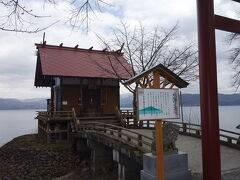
36 44 134 80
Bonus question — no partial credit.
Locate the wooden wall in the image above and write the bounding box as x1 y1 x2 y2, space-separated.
59 86 119 116
101 87 119 115
61 86 82 115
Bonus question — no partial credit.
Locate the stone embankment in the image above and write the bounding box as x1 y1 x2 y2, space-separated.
0 134 118 180
0 134 81 180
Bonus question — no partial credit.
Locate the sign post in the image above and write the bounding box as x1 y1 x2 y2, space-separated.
137 88 180 180
154 70 164 180
137 70 180 180
155 119 164 180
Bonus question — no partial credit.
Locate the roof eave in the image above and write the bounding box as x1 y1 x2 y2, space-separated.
123 64 189 88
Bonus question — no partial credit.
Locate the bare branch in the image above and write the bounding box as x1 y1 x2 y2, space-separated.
227 32 240 90
0 20 59 33
0 0 110 33
67 0 110 31
98 21 199 95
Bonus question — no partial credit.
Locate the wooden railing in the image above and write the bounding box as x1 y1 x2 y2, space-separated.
78 122 153 153
37 109 240 149
116 107 126 127
36 110 74 142
71 108 80 132
36 111 73 121
168 121 239 148
116 108 136 128
118 109 240 150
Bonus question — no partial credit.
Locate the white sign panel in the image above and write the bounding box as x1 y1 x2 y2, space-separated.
62 101 68 105
137 88 180 120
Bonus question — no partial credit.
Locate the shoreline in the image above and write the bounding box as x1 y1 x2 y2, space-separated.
1 104 240 111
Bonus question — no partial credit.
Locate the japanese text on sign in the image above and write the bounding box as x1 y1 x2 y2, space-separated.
137 88 180 120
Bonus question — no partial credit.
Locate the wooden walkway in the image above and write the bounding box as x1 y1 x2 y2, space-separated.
76 122 240 174
37 108 240 177
131 129 240 174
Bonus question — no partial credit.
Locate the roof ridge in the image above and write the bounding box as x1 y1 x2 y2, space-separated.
35 43 123 55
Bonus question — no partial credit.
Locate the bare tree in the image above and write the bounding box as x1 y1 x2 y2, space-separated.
0 0 108 33
227 33 240 90
99 22 198 90
97 22 199 122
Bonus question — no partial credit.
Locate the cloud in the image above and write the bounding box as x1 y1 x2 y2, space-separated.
217 60 235 93
0 0 239 99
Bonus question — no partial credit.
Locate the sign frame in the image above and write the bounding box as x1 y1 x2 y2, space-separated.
137 88 180 121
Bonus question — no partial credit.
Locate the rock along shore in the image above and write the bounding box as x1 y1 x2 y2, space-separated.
0 134 81 180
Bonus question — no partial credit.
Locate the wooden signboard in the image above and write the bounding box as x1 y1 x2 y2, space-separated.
137 88 180 120
123 65 189 180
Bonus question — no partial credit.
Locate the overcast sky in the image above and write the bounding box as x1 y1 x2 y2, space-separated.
0 0 239 99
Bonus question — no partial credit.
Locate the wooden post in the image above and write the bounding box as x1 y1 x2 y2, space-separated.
118 129 122 138
183 123 187 133
155 120 164 180
153 70 164 180
46 123 50 143
237 136 240 145
67 122 70 142
227 137 232 144
138 134 143 147
110 130 114 135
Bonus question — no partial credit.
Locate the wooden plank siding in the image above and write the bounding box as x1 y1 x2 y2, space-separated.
60 86 119 116
61 86 82 115
102 87 119 115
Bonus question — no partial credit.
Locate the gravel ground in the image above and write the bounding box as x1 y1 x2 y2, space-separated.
0 134 118 180
0 134 81 180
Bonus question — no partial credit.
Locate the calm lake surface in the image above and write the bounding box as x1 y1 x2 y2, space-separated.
0 106 240 147
0 109 40 147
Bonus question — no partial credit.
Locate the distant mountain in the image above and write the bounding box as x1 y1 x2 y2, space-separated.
0 98 47 110
181 94 200 106
182 94 240 106
218 94 240 106
1 93 240 110
120 93 133 108
120 93 240 108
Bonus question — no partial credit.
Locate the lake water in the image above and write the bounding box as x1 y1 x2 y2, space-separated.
181 106 240 132
0 109 40 147
0 106 240 147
